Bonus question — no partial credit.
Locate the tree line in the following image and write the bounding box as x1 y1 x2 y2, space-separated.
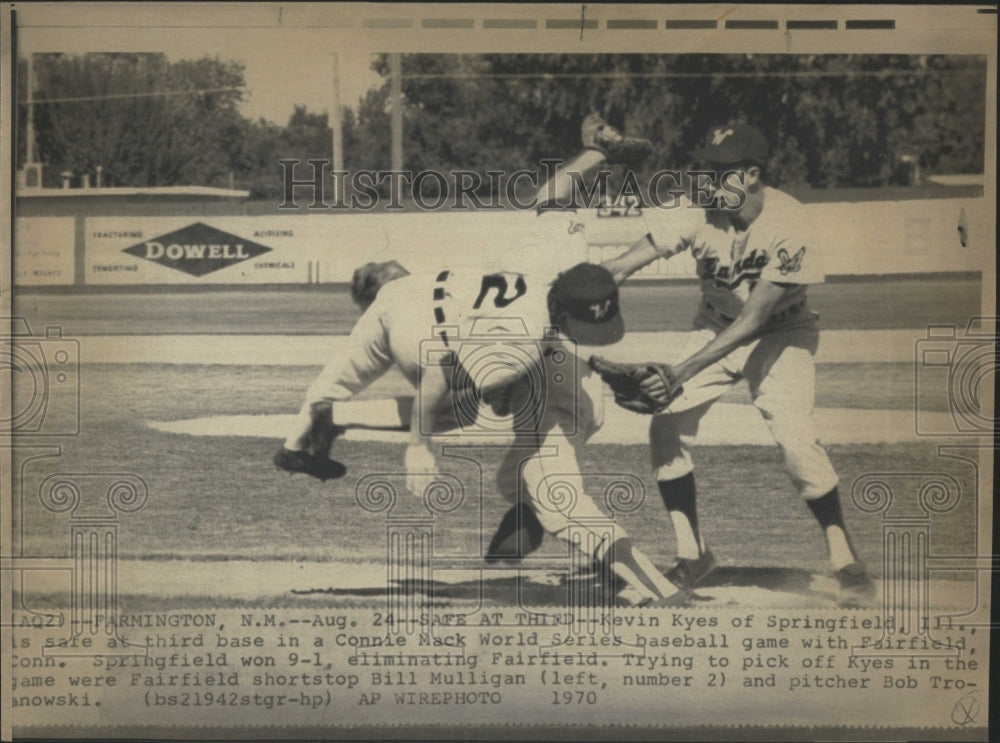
18 52 986 202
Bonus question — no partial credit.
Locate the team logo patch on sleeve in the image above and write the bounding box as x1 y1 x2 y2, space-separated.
777 246 806 275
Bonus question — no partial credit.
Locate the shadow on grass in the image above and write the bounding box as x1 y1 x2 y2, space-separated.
688 565 834 603
292 564 834 605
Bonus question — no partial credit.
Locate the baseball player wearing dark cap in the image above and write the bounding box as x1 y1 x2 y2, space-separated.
277 258 688 607
540 118 875 608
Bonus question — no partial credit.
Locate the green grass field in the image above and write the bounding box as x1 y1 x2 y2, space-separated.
10 275 989 608
12 276 982 335
14 428 978 577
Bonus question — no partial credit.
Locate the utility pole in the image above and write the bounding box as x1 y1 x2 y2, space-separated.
389 52 403 204
26 52 35 165
331 52 344 203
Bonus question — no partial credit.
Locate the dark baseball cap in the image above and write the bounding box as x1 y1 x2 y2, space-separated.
690 123 770 165
548 263 624 346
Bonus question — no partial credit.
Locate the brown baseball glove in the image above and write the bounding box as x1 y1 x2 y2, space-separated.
589 356 683 414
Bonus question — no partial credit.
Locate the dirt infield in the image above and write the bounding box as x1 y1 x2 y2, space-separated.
18 557 976 611
148 405 951 446
76 328 933 365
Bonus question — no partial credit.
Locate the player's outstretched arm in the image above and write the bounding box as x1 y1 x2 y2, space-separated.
600 234 668 285
534 149 607 207
601 198 702 285
404 364 449 495
651 280 792 392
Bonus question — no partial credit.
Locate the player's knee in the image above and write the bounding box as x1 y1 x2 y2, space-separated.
797 471 840 500
650 430 693 480
772 430 837 495
653 457 694 482
785 452 839 499
532 507 572 538
532 478 580 519
649 412 698 449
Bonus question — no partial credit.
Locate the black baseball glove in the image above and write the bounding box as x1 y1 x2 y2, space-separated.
589 356 684 414
581 113 654 168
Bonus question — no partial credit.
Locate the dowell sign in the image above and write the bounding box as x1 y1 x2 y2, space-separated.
123 222 272 277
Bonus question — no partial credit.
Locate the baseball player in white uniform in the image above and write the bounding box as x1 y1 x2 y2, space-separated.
540 119 875 607
276 256 687 607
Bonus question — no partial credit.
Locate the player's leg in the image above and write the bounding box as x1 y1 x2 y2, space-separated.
283 273 462 448
282 303 395 445
488 343 605 560
513 434 685 605
651 406 725 592
326 398 412 429
747 328 875 606
649 330 742 587
504 352 686 605
532 113 652 208
332 384 475 435
276 289 408 480
535 149 607 208
488 361 581 561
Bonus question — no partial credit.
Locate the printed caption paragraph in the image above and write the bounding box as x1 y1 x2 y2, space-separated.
10 608 987 729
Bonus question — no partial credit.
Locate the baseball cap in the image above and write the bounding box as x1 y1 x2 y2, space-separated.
690 123 770 165
548 263 624 346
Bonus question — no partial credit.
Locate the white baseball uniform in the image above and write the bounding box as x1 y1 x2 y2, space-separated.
299 263 626 550
641 187 839 498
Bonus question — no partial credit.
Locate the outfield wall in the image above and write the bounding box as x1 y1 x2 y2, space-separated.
13 196 992 286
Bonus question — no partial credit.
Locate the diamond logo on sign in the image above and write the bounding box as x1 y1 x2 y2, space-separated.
122 223 272 277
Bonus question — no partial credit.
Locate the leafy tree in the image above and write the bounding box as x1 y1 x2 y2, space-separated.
19 52 986 201
22 52 246 188
355 53 987 194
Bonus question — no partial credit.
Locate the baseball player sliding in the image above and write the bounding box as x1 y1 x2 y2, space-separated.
275 250 688 608
552 118 875 608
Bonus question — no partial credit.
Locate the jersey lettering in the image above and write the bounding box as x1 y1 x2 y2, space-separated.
699 248 768 289
472 273 528 309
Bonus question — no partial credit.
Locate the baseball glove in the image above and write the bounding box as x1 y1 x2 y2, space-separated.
351 260 410 311
588 356 683 414
581 113 653 168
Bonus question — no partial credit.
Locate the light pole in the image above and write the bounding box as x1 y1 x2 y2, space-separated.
331 52 344 203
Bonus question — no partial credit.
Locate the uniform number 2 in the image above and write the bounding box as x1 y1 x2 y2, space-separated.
473 273 527 309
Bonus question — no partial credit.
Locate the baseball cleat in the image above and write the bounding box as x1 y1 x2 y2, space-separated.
581 113 653 167
273 447 347 481
834 562 877 608
485 503 545 561
665 548 718 590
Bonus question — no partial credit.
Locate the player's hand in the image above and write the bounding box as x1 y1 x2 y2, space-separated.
404 442 440 496
639 373 672 404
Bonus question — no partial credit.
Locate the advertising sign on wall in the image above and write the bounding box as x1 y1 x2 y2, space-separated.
83 212 672 286
84 217 365 285
79 197 989 286
13 218 76 286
